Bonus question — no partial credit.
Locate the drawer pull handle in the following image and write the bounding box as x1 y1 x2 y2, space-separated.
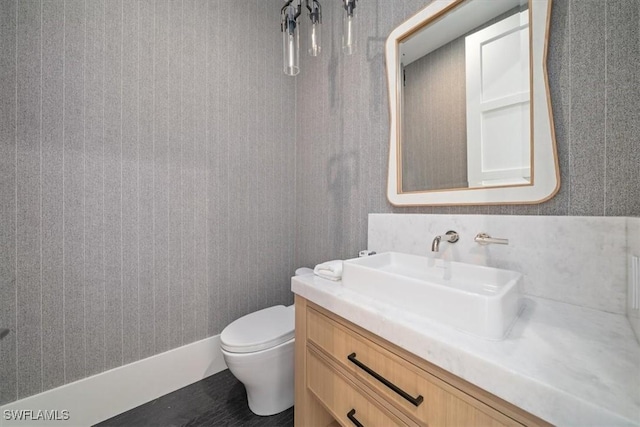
347 352 424 407
347 409 364 427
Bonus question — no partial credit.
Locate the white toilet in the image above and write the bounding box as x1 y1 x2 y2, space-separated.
220 269 312 415
221 304 295 416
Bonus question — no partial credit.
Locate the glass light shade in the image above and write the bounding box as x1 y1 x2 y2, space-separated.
308 21 321 56
342 10 356 55
282 13 300 76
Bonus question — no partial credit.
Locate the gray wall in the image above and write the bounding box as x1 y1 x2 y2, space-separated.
295 0 640 269
0 0 295 405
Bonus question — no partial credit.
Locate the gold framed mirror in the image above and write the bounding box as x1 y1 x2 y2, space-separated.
386 0 560 206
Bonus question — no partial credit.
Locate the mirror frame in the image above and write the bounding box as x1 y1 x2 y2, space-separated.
386 0 560 206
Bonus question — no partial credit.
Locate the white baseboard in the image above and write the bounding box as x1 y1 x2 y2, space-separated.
0 335 227 427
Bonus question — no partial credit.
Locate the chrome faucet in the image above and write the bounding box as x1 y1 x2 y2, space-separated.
474 232 509 245
431 230 459 252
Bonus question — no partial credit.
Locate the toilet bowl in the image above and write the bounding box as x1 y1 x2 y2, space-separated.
220 304 295 416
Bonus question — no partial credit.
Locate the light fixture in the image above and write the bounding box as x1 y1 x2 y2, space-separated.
281 0 359 76
281 0 302 76
306 0 322 57
342 0 357 55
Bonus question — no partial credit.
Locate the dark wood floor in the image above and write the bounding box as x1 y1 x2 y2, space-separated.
95 369 294 427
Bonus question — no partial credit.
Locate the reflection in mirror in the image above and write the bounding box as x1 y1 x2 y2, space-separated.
386 0 559 206
400 0 530 192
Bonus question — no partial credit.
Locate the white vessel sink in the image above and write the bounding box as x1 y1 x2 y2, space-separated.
341 252 522 339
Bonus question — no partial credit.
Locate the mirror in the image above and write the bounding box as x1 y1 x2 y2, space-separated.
386 0 559 206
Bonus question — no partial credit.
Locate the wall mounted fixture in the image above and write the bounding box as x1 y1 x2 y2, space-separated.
281 0 302 76
342 0 358 55
307 0 322 56
474 233 509 245
431 230 459 252
281 0 360 76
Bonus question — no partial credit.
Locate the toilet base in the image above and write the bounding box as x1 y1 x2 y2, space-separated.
221 338 295 417
246 384 294 416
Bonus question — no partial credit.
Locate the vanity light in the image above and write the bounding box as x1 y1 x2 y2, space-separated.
307 0 322 56
281 0 359 76
342 0 358 55
281 0 302 76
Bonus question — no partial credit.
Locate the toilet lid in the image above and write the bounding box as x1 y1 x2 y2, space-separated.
220 305 294 353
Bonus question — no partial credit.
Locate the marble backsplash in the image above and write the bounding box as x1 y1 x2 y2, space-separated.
628 217 640 340
367 214 632 315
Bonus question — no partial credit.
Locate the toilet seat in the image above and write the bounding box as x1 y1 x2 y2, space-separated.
220 305 294 353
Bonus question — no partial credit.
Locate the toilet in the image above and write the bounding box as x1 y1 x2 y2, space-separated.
221 305 295 416
220 269 312 416
220 305 295 415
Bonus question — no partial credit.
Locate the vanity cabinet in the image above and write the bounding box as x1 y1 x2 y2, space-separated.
294 296 550 427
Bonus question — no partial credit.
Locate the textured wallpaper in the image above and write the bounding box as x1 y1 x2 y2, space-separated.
0 0 295 404
294 0 640 269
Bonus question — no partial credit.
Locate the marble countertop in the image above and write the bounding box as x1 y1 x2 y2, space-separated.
292 274 640 426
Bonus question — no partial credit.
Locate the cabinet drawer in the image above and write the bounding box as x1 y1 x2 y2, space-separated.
307 347 408 427
307 307 520 427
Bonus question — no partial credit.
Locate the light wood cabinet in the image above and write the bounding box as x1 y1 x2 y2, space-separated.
307 348 408 427
295 295 551 427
